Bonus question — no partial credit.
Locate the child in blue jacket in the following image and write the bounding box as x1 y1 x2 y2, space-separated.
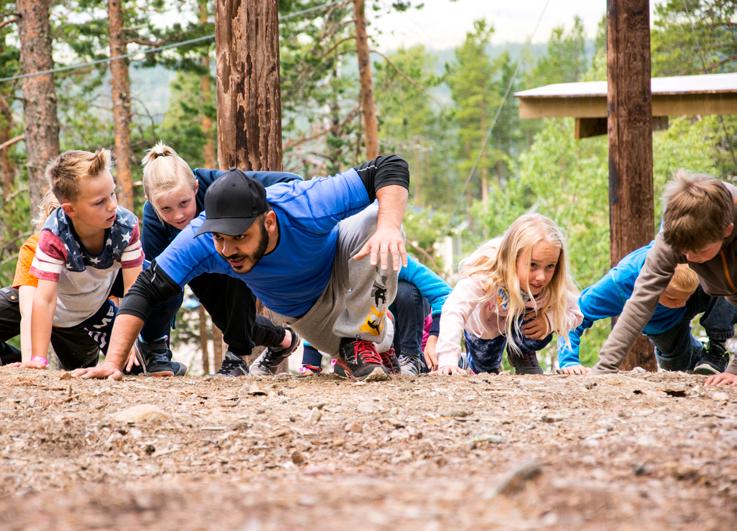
559 242 735 374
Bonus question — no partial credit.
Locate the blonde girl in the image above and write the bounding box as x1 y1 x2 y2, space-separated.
431 213 582 375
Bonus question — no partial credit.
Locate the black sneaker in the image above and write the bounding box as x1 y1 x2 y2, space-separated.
249 327 301 376
398 353 424 376
218 351 250 376
133 337 187 377
334 339 389 381
693 342 729 375
508 350 543 375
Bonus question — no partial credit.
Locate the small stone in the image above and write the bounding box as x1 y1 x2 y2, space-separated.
291 451 305 465
309 408 322 424
345 421 363 433
144 444 156 455
111 404 170 424
493 460 542 495
470 434 506 449
633 463 649 476
59 372 72 380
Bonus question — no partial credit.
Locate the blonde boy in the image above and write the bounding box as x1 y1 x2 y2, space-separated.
25 150 145 370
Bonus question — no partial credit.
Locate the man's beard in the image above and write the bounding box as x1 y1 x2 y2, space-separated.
222 220 269 273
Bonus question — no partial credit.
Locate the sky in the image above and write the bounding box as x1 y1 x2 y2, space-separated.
370 0 665 52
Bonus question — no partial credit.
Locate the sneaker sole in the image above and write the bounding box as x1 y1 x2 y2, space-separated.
146 370 175 377
693 364 720 376
332 360 389 382
361 366 391 382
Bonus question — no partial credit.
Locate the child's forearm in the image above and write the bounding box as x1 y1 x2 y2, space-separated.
30 297 55 360
18 286 35 362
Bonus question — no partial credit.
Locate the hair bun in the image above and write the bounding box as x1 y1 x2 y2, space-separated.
142 141 176 165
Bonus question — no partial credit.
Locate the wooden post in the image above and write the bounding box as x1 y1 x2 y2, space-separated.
17 0 59 212
607 0 656 371
108 0 135 210
353 0 379 159
215 0 282 171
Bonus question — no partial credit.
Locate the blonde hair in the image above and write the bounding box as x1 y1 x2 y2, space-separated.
46 149 111 202
662 170 733 253
668 263 699 293
460 213 577 353
141 142 195 203
33 191 61 230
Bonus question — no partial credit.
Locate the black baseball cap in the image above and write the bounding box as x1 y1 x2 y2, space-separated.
194 169 268 237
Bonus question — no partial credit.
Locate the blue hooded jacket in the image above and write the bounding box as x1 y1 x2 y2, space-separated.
558 242 688 368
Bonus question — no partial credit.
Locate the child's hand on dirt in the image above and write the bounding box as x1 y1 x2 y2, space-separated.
557 364 588 375
423 335 438 371
522 311 550 340
434 365 467 376
705 372 737 386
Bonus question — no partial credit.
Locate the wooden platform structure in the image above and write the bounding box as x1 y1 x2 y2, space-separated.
515 72 737 138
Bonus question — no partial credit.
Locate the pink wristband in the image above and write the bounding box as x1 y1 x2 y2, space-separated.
30 356 49 367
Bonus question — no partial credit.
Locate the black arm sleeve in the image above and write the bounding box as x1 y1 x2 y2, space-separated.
118 261 182 320
353 154 410 202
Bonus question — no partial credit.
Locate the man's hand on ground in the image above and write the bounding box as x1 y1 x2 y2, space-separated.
71 361 124 380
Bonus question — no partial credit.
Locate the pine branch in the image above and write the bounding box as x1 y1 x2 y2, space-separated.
284 105 360 151
0 134 24 152
0 14 18 31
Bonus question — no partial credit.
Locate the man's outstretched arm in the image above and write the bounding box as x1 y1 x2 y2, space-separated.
72 262 181 380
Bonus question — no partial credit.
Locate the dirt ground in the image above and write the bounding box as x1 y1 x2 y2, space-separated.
0 369 735 531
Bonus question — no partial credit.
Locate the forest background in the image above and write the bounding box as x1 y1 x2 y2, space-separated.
0 0 735 367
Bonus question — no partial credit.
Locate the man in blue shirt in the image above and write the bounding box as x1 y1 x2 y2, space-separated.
73 155 410 381
139 165 302 377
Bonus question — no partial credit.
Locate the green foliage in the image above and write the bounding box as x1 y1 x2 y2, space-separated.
527 16 588 85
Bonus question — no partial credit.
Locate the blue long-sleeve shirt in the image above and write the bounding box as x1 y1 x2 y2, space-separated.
399 255 451 335
141 168 302 260
558 242 688 368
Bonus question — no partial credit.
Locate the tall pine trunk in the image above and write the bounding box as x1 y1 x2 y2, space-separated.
17 0 59 211
108 0 134 210
0 92 15 195
199 0 216 372
215 0 282 170
352 0 378 159
200 0 216 168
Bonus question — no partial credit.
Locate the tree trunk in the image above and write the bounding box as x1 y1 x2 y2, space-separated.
198 306 210 374
199 0 217 169
215 0 282 171
17 0 59 211
352 0 379 159
0 93 15 195
212 325 224 372
108 0 134 210
607 0 656 371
